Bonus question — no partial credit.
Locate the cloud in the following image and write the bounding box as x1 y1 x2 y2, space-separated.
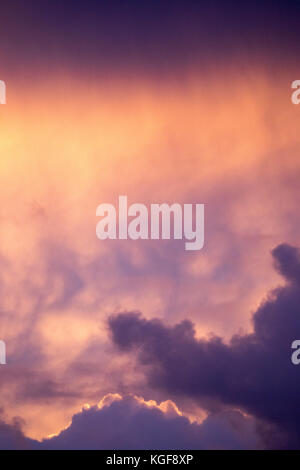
0 395 259 450
2 0 300 77
109 244 300 448
0 417 32 450
1 69 300 440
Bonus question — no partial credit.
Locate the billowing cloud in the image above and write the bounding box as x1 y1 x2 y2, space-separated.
109 244 300 448
0 395 259 450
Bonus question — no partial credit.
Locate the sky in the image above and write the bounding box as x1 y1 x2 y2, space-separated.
0 0 300 449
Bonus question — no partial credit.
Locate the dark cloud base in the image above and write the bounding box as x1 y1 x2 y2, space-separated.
109 244 300 449
1 0 300 78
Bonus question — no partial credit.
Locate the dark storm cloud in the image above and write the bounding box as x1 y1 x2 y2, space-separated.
109 244 300 448
0 417 32 450
1 0 300 77
0 396 259 449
